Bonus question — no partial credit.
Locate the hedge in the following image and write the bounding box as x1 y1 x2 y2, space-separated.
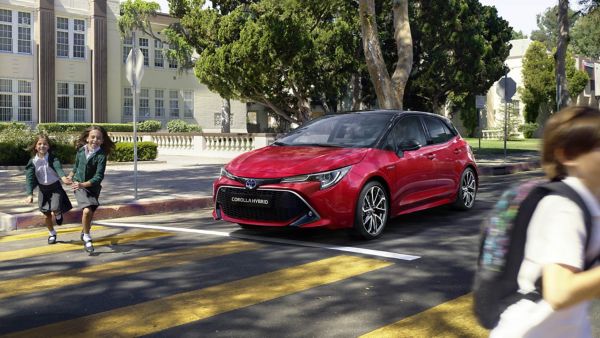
110 142 158 162
37 123 134 133
0 141 157 166
0 122 29 132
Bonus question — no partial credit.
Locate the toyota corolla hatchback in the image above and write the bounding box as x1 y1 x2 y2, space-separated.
213 110 478 239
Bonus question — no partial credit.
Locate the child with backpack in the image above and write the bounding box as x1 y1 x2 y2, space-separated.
475 106 600 337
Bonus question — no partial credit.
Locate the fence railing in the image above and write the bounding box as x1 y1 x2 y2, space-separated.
108 132 277 157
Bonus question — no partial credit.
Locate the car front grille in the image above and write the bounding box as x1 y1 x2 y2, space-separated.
216 187 312 222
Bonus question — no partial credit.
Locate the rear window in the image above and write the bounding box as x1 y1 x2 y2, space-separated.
423 116 454 144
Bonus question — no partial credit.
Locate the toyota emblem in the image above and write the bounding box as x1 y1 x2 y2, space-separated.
245 179 257 190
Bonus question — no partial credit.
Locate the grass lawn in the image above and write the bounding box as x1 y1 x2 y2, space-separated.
464 137 541 155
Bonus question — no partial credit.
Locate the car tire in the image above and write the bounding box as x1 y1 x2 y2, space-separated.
351 181 389 240
452 167 477 210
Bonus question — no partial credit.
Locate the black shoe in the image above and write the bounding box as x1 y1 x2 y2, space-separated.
55 212 63 225
80 232 84 242
48 235 57 244
84 240 94 253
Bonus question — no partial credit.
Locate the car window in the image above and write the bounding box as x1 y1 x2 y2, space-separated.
423 116 453 144
396 116 427 147
276 113 392 148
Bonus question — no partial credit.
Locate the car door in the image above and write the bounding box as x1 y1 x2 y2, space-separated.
421 116 460 197
383 116 437 213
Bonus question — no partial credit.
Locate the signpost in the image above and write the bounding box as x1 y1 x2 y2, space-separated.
125 32 144 200
475 95 486 149
497 74 516 161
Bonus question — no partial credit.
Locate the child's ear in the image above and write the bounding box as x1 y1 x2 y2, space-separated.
554 148 577 167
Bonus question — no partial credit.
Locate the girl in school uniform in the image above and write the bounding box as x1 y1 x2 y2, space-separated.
24 134 73 244
67 125 115 253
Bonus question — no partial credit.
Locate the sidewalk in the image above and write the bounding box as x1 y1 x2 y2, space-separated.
0 151 540 232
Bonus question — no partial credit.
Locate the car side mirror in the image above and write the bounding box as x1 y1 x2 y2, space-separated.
398 139 421 152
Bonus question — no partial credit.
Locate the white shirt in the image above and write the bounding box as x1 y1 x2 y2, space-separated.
491 177 600 338
85 145 100 160
32 154 60 186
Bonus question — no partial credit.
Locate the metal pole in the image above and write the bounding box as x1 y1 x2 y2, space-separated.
503 71 508 161
132 31 138 200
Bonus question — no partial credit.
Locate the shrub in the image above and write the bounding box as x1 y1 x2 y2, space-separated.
187 124 203 133
518 122 539 139
137 120 162 132
109 142 157 162
0 142 30 165
37 123 133 133
0 122 29 132
166 119 189 133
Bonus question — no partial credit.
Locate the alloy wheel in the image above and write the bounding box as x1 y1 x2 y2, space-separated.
361 185 388 236
460 169 477 208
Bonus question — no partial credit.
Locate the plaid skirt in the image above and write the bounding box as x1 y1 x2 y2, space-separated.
38 181 73 215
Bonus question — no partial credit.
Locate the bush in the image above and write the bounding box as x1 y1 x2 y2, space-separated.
0 142 30 165
137 120 162 132
166 119 202 133
0 122 29 132
0 130 75 165
37 123 133 133
109 142 158 162
518 122 539 139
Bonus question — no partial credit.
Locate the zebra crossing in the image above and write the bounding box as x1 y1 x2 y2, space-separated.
0 226 487 337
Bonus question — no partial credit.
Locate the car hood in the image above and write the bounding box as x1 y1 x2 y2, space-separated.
226 146 369 178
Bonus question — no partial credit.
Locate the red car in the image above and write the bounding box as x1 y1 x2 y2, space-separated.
213 110 478 239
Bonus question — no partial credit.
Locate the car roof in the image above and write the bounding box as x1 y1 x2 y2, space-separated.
343 109 448 121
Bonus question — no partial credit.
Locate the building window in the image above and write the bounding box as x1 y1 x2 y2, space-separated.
140 88 150 118
57 82 86 122
123 36 132 64
123 87 133 118
0 9 32 54
56 17 69 57
183 90 193 118
56 17 86 59
214 112 222 127
154 40 164 68
73 19 85 58
154 89 164 118
169 90 179 117
139 37 149 66
0 78 32 121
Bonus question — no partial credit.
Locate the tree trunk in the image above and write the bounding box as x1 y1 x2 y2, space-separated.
220 98 231 133
351 73 362 110
359 0 401 109
390 0 412 109
555 0 570 111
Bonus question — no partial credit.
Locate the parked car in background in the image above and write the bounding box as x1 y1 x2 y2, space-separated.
212 110 478 240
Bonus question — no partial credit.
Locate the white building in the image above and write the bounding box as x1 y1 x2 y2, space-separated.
0 0 248 132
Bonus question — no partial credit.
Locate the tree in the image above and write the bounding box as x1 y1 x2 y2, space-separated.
358 0 412 109
512 30 527 39
571 8 600 59
556 0 570 110
521 41 588 123
530 5 578 51
405 1 512 114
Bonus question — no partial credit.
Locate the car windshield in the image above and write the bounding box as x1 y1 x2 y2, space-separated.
274 113 393 148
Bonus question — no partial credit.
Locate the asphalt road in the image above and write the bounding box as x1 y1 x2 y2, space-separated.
2 169 598 337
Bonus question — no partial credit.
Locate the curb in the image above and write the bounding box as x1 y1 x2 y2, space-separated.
478 160 540 176
0 196 213 232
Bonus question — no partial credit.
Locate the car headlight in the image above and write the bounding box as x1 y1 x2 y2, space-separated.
220 167 236 180
281 166 351 189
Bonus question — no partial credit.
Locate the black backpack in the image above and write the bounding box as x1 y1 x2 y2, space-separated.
473 179 594 329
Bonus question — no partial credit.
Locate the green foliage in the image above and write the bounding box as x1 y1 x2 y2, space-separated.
0 142 30 165
406 0 513 113
530 5 578 51
137 119 162 132
518 122 539 139
571 9 600 59
521 41 589 123
0 122 29 132
452 94 478 137
165 119 202 133
37 123 133 133
0 129 76 165
110 142 158 162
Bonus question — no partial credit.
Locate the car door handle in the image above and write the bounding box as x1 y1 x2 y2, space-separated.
453 149 461 154
424 154 435 160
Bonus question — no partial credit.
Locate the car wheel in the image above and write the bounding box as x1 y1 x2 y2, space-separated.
351 181 389 240
452 167 477 210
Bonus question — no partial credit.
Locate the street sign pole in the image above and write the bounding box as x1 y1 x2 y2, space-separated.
475 95 486 150
503 72 508 161
125 31 145 200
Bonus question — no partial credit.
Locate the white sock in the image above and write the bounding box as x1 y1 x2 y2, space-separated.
83 233 92 242
49 230 57 236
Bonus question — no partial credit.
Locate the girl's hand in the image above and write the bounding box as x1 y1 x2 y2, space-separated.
71 181 81 191
24 195 33 204
62 176 72 185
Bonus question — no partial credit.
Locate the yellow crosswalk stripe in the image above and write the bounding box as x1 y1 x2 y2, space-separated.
0 231 171 262
360 293 488 338
0 226 108 243
5 255 392 338
0 241 262 300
